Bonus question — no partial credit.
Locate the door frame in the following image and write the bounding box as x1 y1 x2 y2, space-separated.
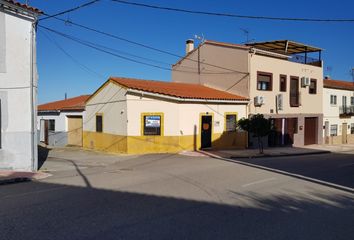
199 113 214 149
304 117 318 145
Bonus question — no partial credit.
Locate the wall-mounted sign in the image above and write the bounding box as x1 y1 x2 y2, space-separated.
145 116 160 127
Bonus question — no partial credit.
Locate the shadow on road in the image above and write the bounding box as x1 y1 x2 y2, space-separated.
0 181 353 240
38 145 51 170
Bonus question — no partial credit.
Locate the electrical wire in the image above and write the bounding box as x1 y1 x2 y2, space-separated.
38 14 248 74
112 0 354 23
39 0 101 21
40 29 106 79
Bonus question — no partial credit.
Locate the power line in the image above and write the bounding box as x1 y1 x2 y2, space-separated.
39 0 101 21
39 29 106 79
38 14 248 74
112 0 354 23
39 25 175 71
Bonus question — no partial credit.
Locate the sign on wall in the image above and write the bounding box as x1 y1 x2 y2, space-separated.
145 116 160 127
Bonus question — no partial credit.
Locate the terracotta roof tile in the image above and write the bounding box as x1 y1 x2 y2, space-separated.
38 95 90 111
110 77 248 101
323 79 354 91
3 0 43 14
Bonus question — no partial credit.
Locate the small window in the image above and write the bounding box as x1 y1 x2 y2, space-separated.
225 114 237 132
96 115 103 132
309 79 317 94
351 123 354 134
257 72 272 91
48 120 55 131
351 97 354 106
330 124 337 136
143 115 161 136
279 75 287 92
330 95 337 105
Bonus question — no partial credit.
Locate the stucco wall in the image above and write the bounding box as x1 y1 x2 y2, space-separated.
249 54 323 115
83 81 248 154
172 43 250 98
0 10 37 171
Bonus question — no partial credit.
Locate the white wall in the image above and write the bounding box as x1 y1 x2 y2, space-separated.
37 111 85 132
84 82 128 135
0 8 38 171
323 87 354 137
127 93 247 136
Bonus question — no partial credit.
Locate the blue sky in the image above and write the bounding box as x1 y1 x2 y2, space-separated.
28 0 354 104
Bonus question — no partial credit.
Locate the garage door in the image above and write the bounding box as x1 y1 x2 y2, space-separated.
304 117 317 145
67 116 83 146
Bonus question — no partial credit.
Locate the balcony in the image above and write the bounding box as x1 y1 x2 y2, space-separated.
339 106 354 117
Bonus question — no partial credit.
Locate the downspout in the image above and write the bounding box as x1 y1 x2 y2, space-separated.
30 18 37 171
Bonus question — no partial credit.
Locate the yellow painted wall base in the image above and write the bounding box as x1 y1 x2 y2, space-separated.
83 131 247 154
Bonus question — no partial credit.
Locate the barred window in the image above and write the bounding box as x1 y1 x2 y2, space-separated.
330 124 337 136
225 114 237 132
143 115 161 136
48 120 55 131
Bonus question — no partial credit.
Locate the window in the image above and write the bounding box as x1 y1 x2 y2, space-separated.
351 123 354 134
143 114 162 136
351 97 354 106
330 124 337 136
343 96 347 107
279 75 287 92
96 115 103 132
309 79 317 94
290 77 299 107
225 114 237 132
257 72 272 91
48 120 55 131
330 95 337 105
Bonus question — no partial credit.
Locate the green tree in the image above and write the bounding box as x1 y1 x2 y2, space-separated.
238 114 272 154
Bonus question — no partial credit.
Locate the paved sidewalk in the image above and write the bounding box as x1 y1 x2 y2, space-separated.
0 171 51 185
204 146 330 159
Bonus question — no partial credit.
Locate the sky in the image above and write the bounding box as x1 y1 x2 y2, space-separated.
25 0 354 104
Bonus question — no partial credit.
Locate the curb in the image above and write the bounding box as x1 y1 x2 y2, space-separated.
229 150 331 159
0 177 31 186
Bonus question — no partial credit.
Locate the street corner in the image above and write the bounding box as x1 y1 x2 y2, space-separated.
0 170 52 185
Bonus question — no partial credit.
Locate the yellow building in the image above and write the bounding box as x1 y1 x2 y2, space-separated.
83 77 249 154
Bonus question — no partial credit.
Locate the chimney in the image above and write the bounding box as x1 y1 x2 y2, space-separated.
185 39 194 54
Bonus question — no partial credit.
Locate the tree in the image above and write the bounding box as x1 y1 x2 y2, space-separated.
238 114 272 154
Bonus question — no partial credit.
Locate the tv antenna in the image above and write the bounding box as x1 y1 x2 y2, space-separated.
240 28 254 43
194 34 205 44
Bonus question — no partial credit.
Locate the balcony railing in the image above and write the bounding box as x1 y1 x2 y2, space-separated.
339 106 354 117
289 54 322 67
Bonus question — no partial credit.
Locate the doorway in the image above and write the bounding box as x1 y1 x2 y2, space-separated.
201 115 212 149
67 116 83 146
304 117 318 145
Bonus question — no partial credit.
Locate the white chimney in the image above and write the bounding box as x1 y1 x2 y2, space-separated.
185 39 194 54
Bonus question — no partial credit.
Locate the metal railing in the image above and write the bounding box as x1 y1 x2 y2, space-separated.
289 54 322 67
339 106 354 115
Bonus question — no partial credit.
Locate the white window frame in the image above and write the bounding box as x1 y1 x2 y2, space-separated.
330 95 337 105
330 124 337 136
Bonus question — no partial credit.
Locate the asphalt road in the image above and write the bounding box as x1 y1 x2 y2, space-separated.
0 149 353 240
233 151 354 189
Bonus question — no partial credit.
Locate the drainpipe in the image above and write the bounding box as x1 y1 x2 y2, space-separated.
30 19 37 171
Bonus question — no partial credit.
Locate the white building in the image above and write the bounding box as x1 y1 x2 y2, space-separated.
83 77 249 154
0 0 42 171
323 78 354 144
38 95 90 147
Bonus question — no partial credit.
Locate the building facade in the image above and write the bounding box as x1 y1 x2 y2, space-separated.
323 79 354 144
83 77 249 154
37 95 89 147
0 0 41 171
172 39 324 147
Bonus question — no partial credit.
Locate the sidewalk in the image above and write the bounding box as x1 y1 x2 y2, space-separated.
204 146 330 159
0 171 51 185
204 144 354 159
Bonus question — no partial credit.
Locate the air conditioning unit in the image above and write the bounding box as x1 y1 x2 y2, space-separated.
301 77 310 87
276 94 283 111
254 96 265 106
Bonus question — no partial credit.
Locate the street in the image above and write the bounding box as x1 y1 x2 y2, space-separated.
0 148 353 240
